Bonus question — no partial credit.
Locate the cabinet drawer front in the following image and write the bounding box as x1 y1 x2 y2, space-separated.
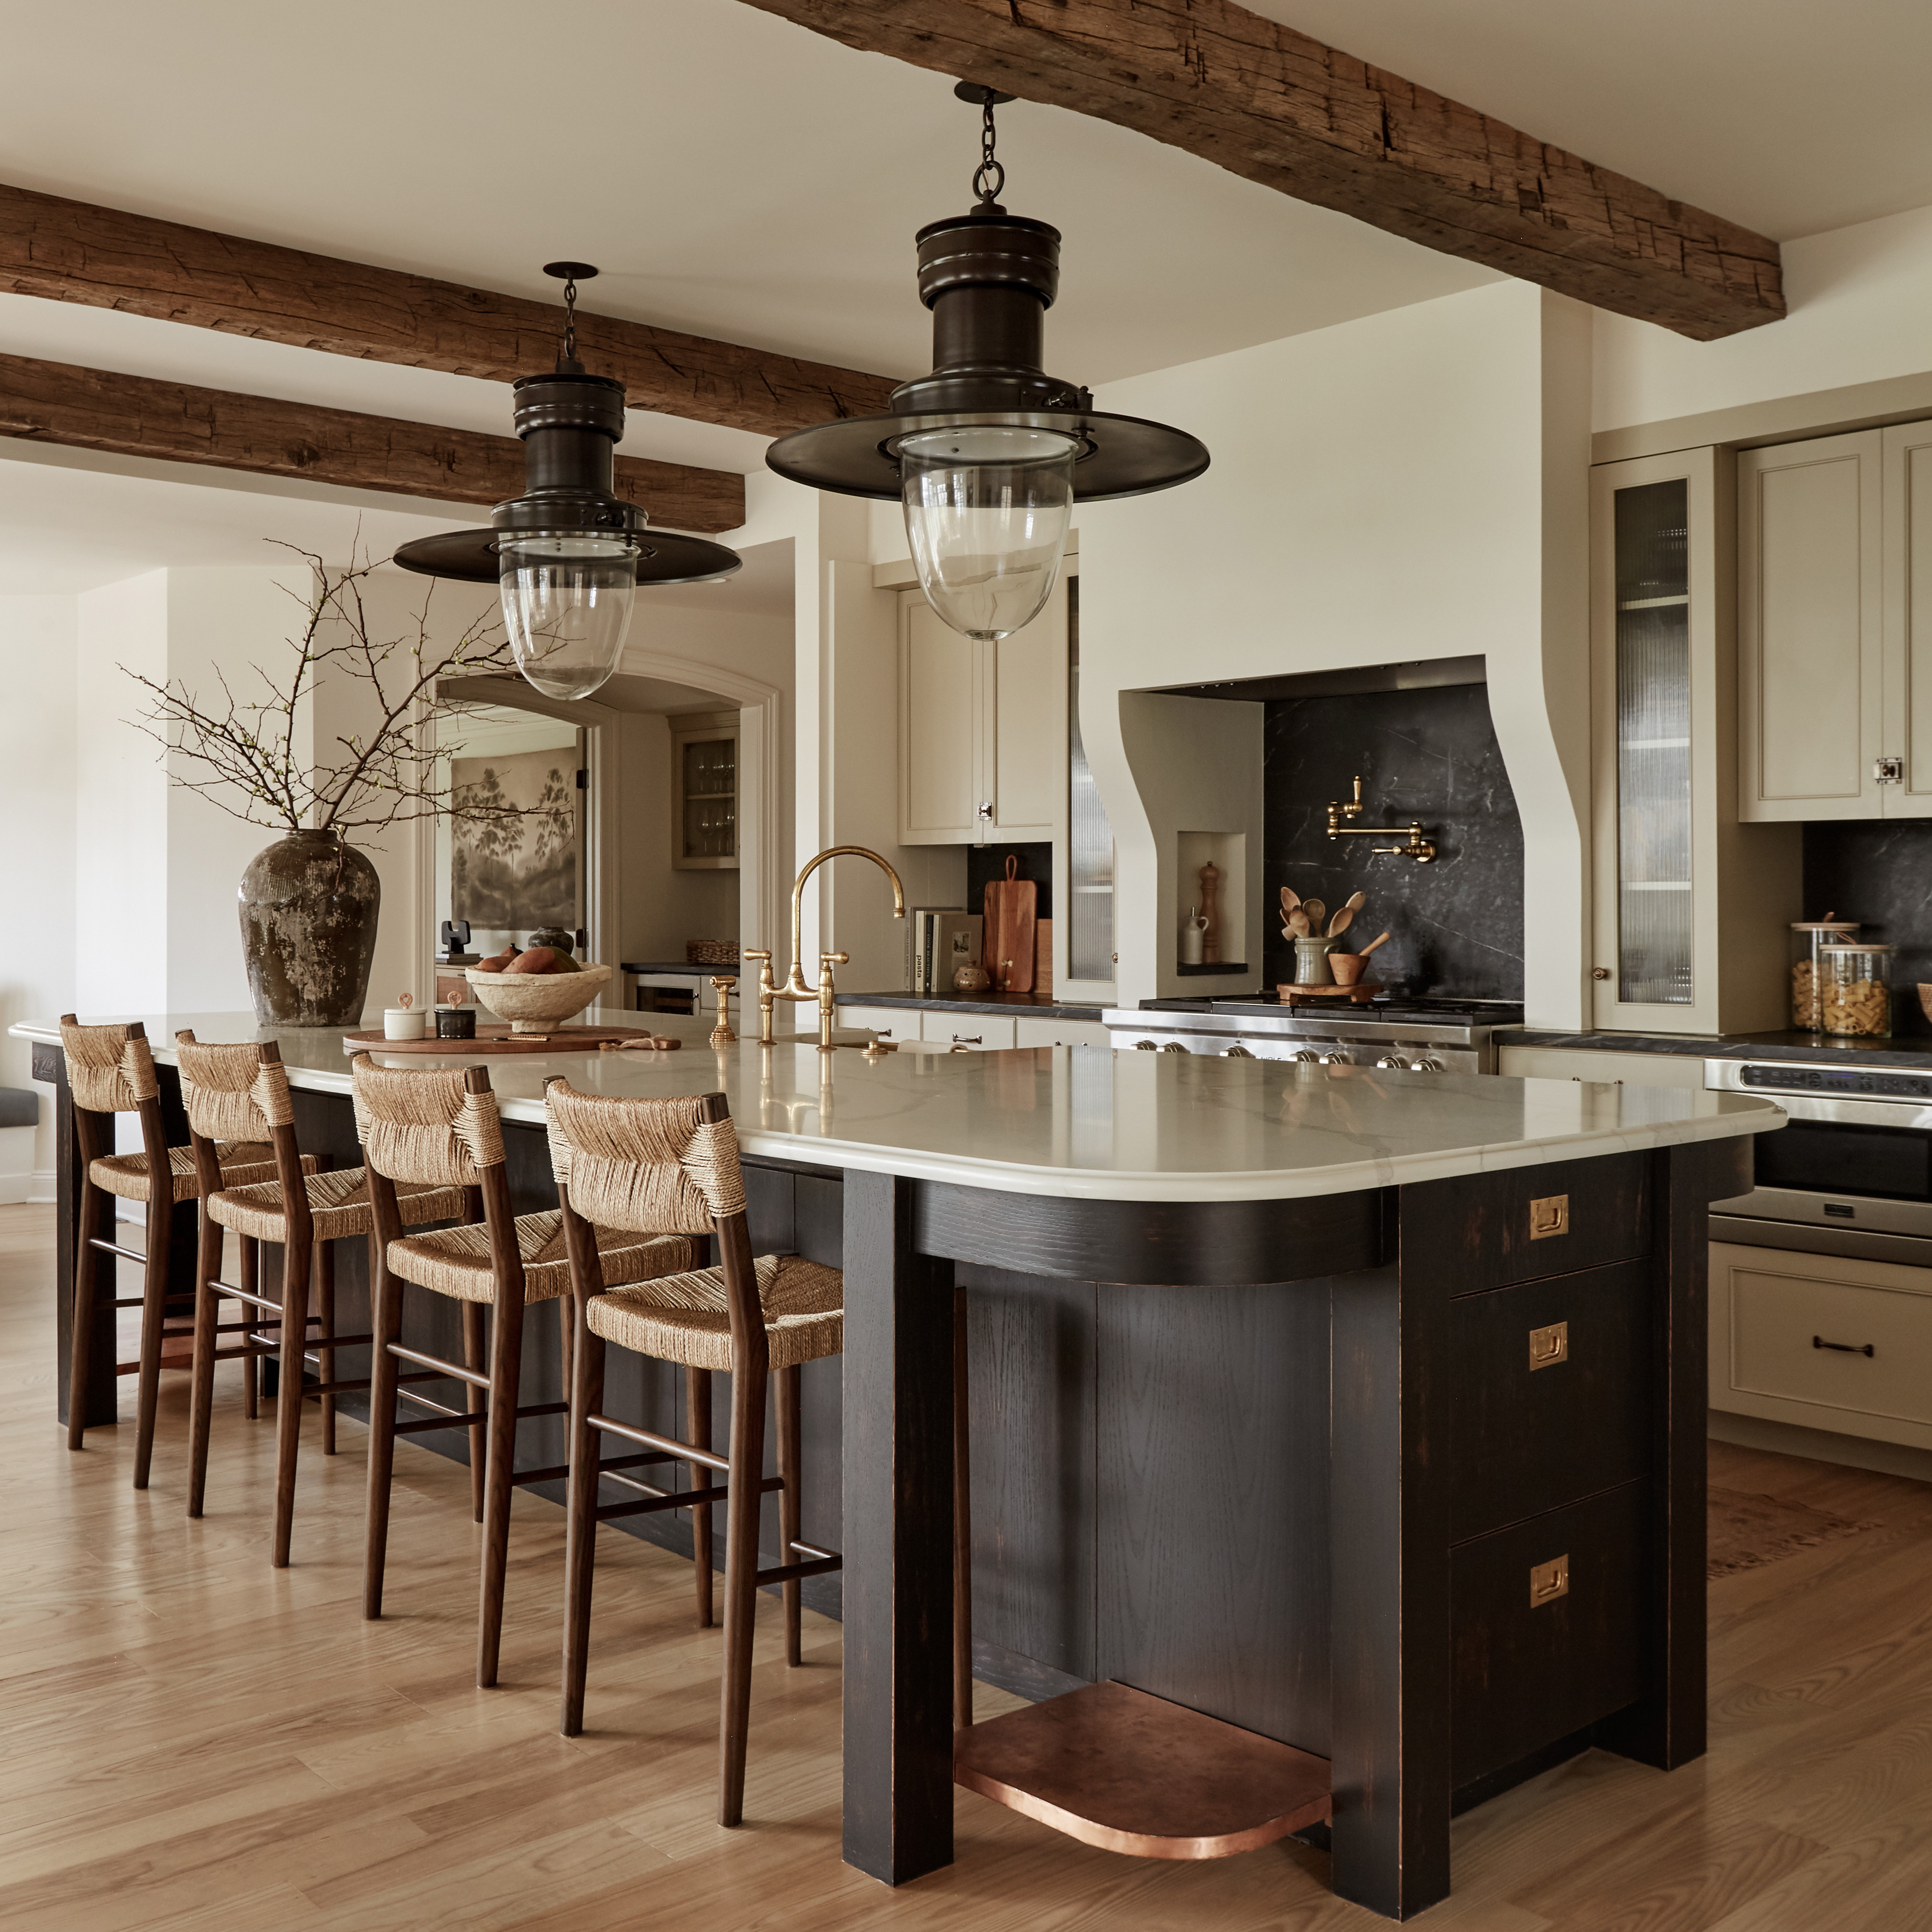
1724 1255 1932 1428
924 1016 1017 1050
1451 1480 1651 1787
1012 1017 1113 1049
1402 1152 1650 1294
840 1006 916 1042
1450 1262 1652 1542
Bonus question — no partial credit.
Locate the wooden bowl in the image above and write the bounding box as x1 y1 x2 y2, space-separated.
1329 953 1367 987
465 963 612 1034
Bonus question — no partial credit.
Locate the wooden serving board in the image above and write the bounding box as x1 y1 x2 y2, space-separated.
1276 982 1383 1004
984 855 1038 993
341 1024 666 1056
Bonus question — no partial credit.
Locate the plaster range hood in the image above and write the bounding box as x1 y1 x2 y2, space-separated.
1153 654 1487 704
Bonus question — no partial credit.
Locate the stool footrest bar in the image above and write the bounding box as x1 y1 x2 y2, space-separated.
755 1554 843 1586
586 1411 731 1473
393 1411 486 1435
389 1343 488 1389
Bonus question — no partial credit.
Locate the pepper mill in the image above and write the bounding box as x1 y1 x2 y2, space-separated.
1199 861 1221 965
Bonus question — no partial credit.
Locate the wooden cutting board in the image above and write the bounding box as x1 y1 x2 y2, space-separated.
983 855 1038 993
341 1024 668 1055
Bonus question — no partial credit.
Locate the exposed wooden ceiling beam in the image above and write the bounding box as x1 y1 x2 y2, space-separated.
0 351 745 533
0 181 898 436
738 0 1784 341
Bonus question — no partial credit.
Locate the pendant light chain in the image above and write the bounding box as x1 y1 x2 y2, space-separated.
973 95 1005 208
561 273 580 364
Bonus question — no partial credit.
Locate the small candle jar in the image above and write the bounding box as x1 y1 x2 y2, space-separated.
1789 920 1858 1030
383 1007 426 1041
435 1006 477 1040
1819 942 1892 1037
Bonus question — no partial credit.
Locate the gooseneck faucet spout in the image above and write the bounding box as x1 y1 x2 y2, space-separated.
751 845 907 1050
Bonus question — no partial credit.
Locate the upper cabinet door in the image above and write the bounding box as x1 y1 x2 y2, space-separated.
1882 421 1932 816
899 597 982 842
989 575 1068 841
1738 430 1884 821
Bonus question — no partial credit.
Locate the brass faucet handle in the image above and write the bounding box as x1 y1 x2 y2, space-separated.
820 950 850 969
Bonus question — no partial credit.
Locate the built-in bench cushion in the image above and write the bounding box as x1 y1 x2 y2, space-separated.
0 1089 37 1130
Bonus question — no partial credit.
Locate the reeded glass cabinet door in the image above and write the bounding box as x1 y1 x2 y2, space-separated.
1591 449 1723 1033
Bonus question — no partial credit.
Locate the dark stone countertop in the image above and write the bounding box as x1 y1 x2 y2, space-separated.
1500 1026 1932 1071
619 960 735 976
833 988 1107 1022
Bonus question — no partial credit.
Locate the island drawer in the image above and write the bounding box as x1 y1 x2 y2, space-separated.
1450 1260 1652 1541
1404 1151 1651 1294
1451 1478 1651 1787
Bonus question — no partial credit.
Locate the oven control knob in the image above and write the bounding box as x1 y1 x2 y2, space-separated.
1293 1050 1322 1064
1376 1054 1410 1071
1224 1045 1254 1058
1411 1056 1445 1072
1319 1051 1351 1065
1162 1041 1190 1054
1134 1040 1158 1050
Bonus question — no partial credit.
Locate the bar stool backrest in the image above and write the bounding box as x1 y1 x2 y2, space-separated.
175 1033 310 1232
349 1054 515 1280
542 1079 764 1375
58 1013 168 1185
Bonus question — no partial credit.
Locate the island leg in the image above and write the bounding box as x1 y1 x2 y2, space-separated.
1329 1256 1452 1921
841 1167 956 1885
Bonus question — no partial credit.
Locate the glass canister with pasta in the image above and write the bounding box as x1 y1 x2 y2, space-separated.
1818 941 1893 1037
1789 919 1859 1030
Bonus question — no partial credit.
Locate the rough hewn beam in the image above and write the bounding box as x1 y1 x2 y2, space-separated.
738 0 1784 341
0 181 898 435
0 351 746 533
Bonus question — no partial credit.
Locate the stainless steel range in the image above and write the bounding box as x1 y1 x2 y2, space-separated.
1102 996 1524 1074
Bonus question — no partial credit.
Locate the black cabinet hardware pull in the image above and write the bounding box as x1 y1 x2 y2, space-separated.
1813 1335 1875 1357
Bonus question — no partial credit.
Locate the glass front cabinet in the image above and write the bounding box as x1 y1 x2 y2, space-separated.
671 710 739 871
1590 448 1797 1033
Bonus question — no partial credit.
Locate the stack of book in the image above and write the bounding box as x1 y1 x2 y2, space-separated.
909 908 983 994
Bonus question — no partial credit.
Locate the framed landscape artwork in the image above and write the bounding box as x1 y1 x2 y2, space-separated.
450 748 578 929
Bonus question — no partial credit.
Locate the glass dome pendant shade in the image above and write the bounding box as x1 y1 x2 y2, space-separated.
766 86 1207 643
391 262 740 700
900 425 1078 641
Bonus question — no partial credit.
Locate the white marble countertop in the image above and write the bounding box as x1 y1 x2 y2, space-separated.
12 1009 1784 1204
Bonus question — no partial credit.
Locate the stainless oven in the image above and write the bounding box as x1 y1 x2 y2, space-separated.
1704 1058 1932 1257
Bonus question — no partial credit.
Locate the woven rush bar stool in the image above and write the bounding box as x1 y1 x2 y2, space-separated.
354 1056 701 1689
59 1016 300 1487
188 1038 467 1564
546 1078 864 1827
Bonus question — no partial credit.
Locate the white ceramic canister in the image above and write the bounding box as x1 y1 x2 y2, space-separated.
383 1007 427 1040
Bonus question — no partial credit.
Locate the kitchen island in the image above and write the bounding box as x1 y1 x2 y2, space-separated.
18 1010 1780 1920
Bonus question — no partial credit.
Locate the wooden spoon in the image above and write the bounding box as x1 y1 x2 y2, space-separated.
1280 886 1302 916
1287 908 1311 938
1326 906 1356 942
1356 930 1391 958
1300 897 1326 935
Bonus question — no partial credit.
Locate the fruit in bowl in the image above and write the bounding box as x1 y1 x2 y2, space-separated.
464 961 612 1033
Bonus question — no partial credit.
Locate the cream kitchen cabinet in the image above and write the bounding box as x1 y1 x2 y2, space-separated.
898 577 1067 845
1012 1015 1113 1049
1496 1046 1708 1090
1589 449 1798 1035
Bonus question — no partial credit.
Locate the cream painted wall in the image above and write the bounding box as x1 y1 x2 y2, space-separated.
0 595 77 1193
1076 281 1594 1023
1595 200 1932 433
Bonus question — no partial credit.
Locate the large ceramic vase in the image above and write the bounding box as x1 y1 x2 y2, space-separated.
238 829 380 1026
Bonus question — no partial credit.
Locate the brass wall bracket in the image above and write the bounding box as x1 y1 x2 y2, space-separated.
1324 775 1437 863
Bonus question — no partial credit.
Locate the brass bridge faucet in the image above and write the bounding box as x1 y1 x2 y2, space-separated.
1325 774 1437 863
748 845 907 1051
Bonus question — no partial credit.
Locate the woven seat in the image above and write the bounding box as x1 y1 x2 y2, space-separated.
207 1166 466 1243
90 1140 317 1204
585 1253 843 1372
388 1212 700 1306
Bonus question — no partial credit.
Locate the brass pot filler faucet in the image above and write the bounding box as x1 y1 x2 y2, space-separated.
1326 775 1437 863
745 845 907 1050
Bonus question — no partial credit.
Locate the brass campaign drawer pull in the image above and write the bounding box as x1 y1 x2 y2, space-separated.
1529 1320 1570 1370
1813 1335 1876 1358
1529 1555 1570 1608
1529 1194 1570 1240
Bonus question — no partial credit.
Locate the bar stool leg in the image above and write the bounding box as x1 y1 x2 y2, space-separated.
317 1239 337 1456
560 1316 606 1737
775 1364 802 1667
239 1235 260 1421
186 1199 225 1517
556 1294 574 1399
687 1366 714 1629
476 1281 527 1689
67 1172 103 1451
132 1186 173 1490
462 1302 487 1524
718 1363 770 1827
272 1230 311 1567
364 1258 404 1619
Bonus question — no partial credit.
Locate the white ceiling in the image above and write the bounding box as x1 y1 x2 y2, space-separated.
3 0 1931 591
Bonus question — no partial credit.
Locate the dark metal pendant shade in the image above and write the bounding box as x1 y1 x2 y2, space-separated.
393 362 741 584
766 204 1209 502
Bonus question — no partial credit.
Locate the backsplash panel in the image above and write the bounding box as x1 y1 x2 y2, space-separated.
1802 821 1932 1035
1263 683 1524 999
967 842 1054 921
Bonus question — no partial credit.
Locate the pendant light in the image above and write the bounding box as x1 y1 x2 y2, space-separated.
766 86 1208 643
394 263 741 699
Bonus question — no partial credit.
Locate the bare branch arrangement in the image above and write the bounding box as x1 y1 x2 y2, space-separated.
126 544 528 840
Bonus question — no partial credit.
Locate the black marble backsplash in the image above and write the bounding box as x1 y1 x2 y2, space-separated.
966 841 1053 920
1264 683 1525 999
1803 821 1932 1035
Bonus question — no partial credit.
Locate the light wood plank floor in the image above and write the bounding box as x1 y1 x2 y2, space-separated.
5 1203 1932 1929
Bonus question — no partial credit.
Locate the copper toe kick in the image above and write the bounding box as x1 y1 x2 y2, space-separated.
952 1679 1332 1861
